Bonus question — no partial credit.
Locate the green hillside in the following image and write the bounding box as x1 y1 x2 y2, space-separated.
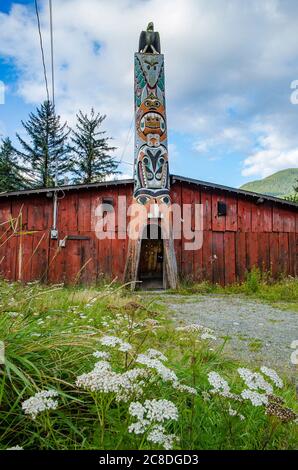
240 168 298 198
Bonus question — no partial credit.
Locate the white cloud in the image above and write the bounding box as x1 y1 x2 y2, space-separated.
242 123 298 177
1 0 298 178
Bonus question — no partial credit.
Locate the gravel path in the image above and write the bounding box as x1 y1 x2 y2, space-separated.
159 294 298 377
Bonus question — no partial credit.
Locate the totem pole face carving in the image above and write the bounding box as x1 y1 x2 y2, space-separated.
134 53 170 206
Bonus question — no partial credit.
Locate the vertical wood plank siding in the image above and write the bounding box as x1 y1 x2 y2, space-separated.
0 181 297 285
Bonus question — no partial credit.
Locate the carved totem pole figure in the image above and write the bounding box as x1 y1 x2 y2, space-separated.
124 23 177 289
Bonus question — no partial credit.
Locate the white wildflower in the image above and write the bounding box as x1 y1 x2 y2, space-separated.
207 371 241 400
201 332 217 340
129 399 178 423
238 368 273 394
136 353 178 383
128 400 178 449
7 446 23 450
208 372 230 394
241 389 268 406
228 405 237 416
228 404 245 420
145 399 179 422
128 420 150 434
147 425 178 450
176 323 204 333
129 401 146 421
76 363 146 402
8 312 19 318
144 318 160 327
92 351 110 360
22 390 59 420
202 391 211 402
145 349 168 362
100 335 132 352
173 382 197 395
177 324 216 341
260 366 283 389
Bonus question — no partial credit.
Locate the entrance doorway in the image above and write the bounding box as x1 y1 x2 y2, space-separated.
138 224 164 289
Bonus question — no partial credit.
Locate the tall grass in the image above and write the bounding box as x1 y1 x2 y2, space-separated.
0 280 297 450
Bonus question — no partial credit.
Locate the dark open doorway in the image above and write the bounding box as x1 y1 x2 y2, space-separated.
138 224 164 290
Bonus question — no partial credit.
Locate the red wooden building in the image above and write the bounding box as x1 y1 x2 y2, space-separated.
0 175 297 287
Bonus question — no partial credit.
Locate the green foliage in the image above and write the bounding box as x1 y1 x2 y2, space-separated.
284 193 298 202
0 281 297 450
0 138 25 191
174 273 298 311
70 109 119 184
240 168 298 198
15 101 72 188
244 267 262 293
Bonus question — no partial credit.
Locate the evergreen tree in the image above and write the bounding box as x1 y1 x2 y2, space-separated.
15 101 72 188
0 137 25 191
70 109 119 184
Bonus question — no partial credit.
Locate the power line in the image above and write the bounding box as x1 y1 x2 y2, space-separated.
48 0 58 186
49 0 55 108
34 0 50 102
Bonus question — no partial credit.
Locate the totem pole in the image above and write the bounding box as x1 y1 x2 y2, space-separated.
124 23 177 289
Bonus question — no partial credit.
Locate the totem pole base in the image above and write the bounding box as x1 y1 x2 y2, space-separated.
124 223 178 291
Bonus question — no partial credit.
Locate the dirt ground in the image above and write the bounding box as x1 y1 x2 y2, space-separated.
154 293 298 379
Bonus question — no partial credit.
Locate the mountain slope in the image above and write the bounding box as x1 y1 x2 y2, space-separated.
240 168 298 197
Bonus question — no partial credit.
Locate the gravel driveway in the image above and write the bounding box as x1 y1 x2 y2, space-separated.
160 294 298 377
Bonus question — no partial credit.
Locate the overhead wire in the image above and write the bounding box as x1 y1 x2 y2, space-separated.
49 0 55 108
34 0 50 102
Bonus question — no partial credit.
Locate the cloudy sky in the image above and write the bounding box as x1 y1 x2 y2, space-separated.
1 0 298 187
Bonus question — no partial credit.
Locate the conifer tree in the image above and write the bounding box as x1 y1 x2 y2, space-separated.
15 101 72 188
70 109 119 184
0 137 25 191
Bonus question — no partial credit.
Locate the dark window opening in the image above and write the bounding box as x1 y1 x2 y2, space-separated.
102 197 114 212
217 201 227 216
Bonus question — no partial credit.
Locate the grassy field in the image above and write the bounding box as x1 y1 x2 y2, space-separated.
0 278 297 450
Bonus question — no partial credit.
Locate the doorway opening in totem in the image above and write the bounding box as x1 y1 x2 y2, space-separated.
138 223 164 290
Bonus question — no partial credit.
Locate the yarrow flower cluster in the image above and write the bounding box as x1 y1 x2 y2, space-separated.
177 323 217 341
146 348 168 362
237 368 273 394
6 446 23 450
135 349 197 394
136 353 178 383
128 399 179 449
207 372 240 400
147 425 178 450
208 365 293 422
260 366 283 389
228 405 245 421
241 389 269 406
93 351 110 360
22 390 59 420
99 335 132 352
76 360 147 402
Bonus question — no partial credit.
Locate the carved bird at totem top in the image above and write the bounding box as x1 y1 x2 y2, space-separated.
139 22 161 54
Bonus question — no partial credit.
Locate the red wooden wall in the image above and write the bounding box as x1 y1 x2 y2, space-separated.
171 181 298 284
0 180 297 286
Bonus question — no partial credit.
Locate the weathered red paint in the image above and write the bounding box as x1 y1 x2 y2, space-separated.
0 180 297 286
